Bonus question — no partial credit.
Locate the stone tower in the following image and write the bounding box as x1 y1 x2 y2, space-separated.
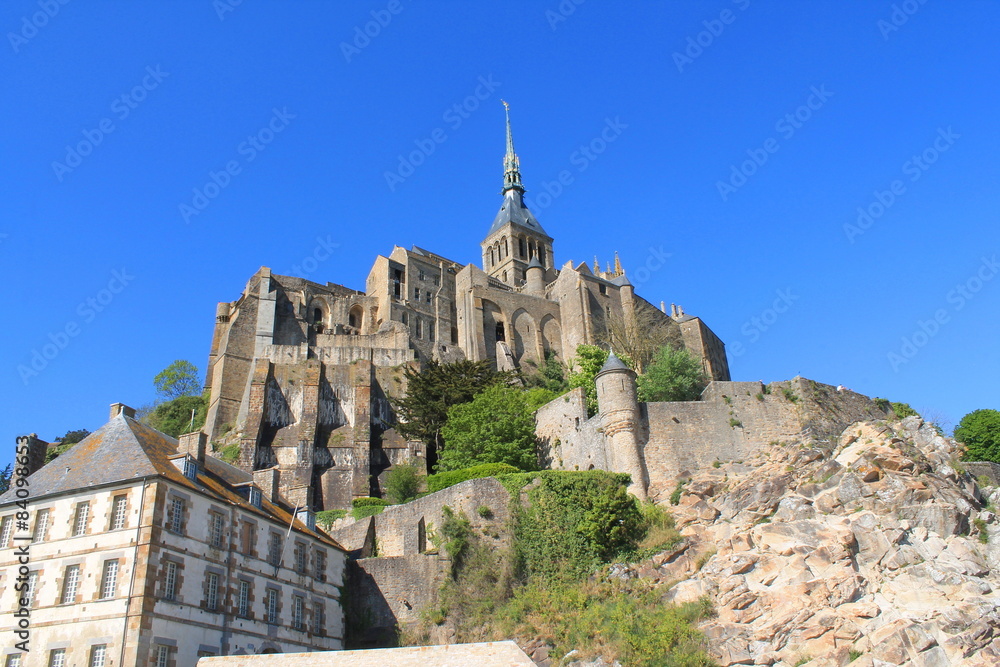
595 351 648 499
480 102 554 287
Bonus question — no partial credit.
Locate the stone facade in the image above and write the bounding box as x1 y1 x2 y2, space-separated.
201 110 729 511
537 375 893 501
0 406 347 667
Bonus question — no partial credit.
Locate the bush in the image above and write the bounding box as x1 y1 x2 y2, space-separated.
427 463 522 493
891 402 919 419
351 497 391 520
144 394 208 438
567 345 610 416
316 509 348 529
438 385 541 472
636 346 708 403
957 409 1000 462
385 463 421 504
498 470 644 582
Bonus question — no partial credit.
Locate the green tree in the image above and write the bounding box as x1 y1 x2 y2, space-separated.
391 360 516 466
385 463 421 504
567 345 610 417
523 350 569 394
0 464 11 494
154 360 201 402
956 409 1000 462
44 428 93 463
636 346 708 402
438 385 540 472
145 394 208 438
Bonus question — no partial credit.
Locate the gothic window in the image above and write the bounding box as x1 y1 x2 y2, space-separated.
415 319 423 339
504 238 509 256
313 308 322 324
502 271 508 282
428 321 435 342
495 322 506 342
519 237 526 257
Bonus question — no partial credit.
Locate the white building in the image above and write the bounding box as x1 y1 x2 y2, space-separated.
0 404 346 667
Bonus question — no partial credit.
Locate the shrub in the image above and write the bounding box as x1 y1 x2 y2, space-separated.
636 346 708 403
438 506 473 572
782 387 799 403
891 402 919 419
316 509 348 529
351 497 391 520
438 385 541 472
144 394 208 438
956 409 1000 463
385 463 421 504
426 463 522 493
669 479 688 505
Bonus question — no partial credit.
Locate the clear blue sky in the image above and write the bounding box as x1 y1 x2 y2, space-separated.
3 1 998 464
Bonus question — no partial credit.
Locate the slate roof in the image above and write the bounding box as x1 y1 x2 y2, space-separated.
599 351 631 373
0 414 341 549
487 189 551 239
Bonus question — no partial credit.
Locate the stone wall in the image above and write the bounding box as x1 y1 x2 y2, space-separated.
347 554 449 644
536 377 892 501
966 461 1000 487
329 477 512 557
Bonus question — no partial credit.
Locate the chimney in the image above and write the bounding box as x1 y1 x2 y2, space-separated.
253 467 280 503
178 431 208 464
109 403 136 420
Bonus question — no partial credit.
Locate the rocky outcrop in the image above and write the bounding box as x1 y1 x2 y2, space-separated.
629 417 1000 666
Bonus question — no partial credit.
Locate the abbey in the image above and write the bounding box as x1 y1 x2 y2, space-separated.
202 105 730 510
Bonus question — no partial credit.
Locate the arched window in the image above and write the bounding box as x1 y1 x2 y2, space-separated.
518 237 526 258
313 308 322 324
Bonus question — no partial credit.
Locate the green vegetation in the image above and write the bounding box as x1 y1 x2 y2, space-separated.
729 418 742 429
500 470 645 581
782 387 799 403
974 517 989 544
670 478 688 505
351 497 391 520
0 464 10 495
849 649 864 662
956 409 1000 462
391 360 516 465
890 402 919 419
219 443 241 464
145 394 208 438
316 509 348 529
154 359 201 401
44 428 92 463
438 385 540 472
636 346 708 403
426 463 522 493
567 344 609 416
523 349 569 394
409 471 714 665
436 506 473 571
384 463 421 504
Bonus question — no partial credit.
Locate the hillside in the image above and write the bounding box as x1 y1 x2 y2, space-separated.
619 416 1000 666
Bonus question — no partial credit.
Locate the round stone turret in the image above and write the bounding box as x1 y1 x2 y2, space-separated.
525 255 545 296
595 351 648 499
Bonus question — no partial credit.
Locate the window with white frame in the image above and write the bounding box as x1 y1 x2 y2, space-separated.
168 497 184 534
61 564 81 604
183 457 198 481
265 588 278 624
209 512 224 548
154 646 169 667
268 533 282 566
49 649 66 667
292 595 304 629
294 542 306 574
164 561 178 600
314 549 327 581
25 571 39 607
110 495 128 530
6 653 22 667
238 580 251 617
206 572 219 611
100 560 118 599
73 502 90 536
313 601 325 635
89 645 107 667
0 516 13 547
33 508 50 542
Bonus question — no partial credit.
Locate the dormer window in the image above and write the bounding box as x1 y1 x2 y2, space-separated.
183 458 198 482
249 487 262 509
296 508 316 531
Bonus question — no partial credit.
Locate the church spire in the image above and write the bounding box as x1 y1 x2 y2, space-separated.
502 101 524 193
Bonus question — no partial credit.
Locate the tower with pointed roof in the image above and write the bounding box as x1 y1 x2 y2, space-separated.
480 102 554 288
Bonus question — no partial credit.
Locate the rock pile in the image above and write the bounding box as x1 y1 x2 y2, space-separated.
632 416 1000 666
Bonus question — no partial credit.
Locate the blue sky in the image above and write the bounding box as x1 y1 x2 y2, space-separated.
3 1 998 462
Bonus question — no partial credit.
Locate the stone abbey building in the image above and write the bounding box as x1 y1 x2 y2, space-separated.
202 106 730 510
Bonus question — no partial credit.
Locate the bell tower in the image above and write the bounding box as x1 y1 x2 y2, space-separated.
480 102 554 287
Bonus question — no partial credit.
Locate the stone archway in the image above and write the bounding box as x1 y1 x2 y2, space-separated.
541 315 563 363
511 309 537 366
